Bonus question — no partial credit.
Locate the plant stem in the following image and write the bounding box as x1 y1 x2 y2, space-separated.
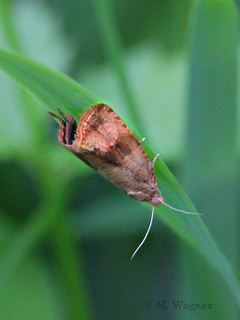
0 1 94 319
92 0 145 135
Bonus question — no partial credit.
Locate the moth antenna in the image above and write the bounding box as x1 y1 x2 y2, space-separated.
139 137 146 144
131 206 155 260
151 155 201 215
159 197 203 215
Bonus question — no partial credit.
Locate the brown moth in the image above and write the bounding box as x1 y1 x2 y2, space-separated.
50 103 201 259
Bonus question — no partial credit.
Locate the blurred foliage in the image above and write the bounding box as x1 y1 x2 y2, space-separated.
46 0 191 72
0 0 240 320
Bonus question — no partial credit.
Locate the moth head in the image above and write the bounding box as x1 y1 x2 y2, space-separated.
148 195 164 206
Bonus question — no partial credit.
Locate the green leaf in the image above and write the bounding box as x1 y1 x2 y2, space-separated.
0 50 101 119
0 47 239 308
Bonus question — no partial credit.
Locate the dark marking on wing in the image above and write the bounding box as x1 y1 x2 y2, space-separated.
115 142 132 156
89 117 105 130
91 150 122 167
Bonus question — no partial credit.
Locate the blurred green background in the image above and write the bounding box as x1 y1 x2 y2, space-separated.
0 0 240 319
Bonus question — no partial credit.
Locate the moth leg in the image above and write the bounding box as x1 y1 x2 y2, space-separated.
152 154 159 169
139 137 146 144
127 190 149 202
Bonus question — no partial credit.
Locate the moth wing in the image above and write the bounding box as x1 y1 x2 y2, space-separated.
72 104 156 196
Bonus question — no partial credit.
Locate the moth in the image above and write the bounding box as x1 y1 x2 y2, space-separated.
50 104 201 259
